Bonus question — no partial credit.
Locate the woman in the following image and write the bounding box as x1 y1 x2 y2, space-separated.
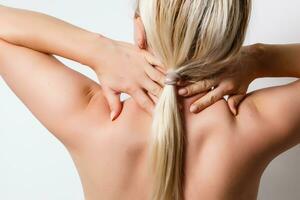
0 1 299 200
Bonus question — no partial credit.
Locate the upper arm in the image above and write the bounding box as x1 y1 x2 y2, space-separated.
240 79 300 150
0 40 110 145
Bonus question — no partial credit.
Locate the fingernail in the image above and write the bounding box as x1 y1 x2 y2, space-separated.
178 88 187 95
110 111 117 121
190 105 199 113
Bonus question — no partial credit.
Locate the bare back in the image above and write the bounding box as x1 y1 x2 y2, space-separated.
1 40 299 200
66 88 299 200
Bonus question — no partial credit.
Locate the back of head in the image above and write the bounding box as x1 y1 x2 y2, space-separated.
136 1 251 199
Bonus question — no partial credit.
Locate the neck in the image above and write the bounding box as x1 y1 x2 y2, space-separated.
148 89 208 113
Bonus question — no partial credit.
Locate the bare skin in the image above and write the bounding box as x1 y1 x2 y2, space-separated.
0 5 166 120
0 6 300 200
1 39 300 200
68 77 300 200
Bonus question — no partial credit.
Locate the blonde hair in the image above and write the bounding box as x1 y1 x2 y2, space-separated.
136 0 251 199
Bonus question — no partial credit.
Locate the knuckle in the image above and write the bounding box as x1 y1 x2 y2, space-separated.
189 82 204 94
151 73 159 82
128 84 139 94
140 97 150 108
144 53 153 63
209 94 217 104
191 84 200 93
202 80 208 88
121 82 131 92
202 80 209 89
159 75 166 85
151 86 161 96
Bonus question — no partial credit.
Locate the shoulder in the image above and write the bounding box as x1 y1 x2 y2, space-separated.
70 96 150 147
58 85 112 149
234 83 300 158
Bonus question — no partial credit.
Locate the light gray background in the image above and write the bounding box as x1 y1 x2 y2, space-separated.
0 0 299 199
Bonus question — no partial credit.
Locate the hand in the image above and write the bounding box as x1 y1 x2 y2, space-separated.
92 37 166 120
177 45 260 115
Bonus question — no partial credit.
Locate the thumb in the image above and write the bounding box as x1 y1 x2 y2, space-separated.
227 94 246 116
102 86 123 121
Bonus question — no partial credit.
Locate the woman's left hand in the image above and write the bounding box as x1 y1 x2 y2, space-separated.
92 37 166 120
177 45 260 115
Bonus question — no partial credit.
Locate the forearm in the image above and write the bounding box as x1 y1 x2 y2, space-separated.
0 5 108 68
254 43 300 78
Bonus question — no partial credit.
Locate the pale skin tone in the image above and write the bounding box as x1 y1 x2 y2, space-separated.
0 5 300 200
0 5 167 121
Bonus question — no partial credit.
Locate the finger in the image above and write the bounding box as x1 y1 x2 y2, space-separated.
190 86 226 113
227 94 246 116
102 86 123 121
131 88 155 114
144 64 166 87
147 91 159 104
176 79 189 87
141 76 163 97
143 51 163 67
156 66 167 75
178 79 217 97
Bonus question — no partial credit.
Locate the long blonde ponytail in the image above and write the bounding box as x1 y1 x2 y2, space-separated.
151 84 184 200
136 1 251 199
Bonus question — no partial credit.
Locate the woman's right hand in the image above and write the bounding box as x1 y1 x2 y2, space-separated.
177 44 262 115
91 36 166 120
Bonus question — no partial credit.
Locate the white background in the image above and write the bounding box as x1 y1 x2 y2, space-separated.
0 0 299 199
